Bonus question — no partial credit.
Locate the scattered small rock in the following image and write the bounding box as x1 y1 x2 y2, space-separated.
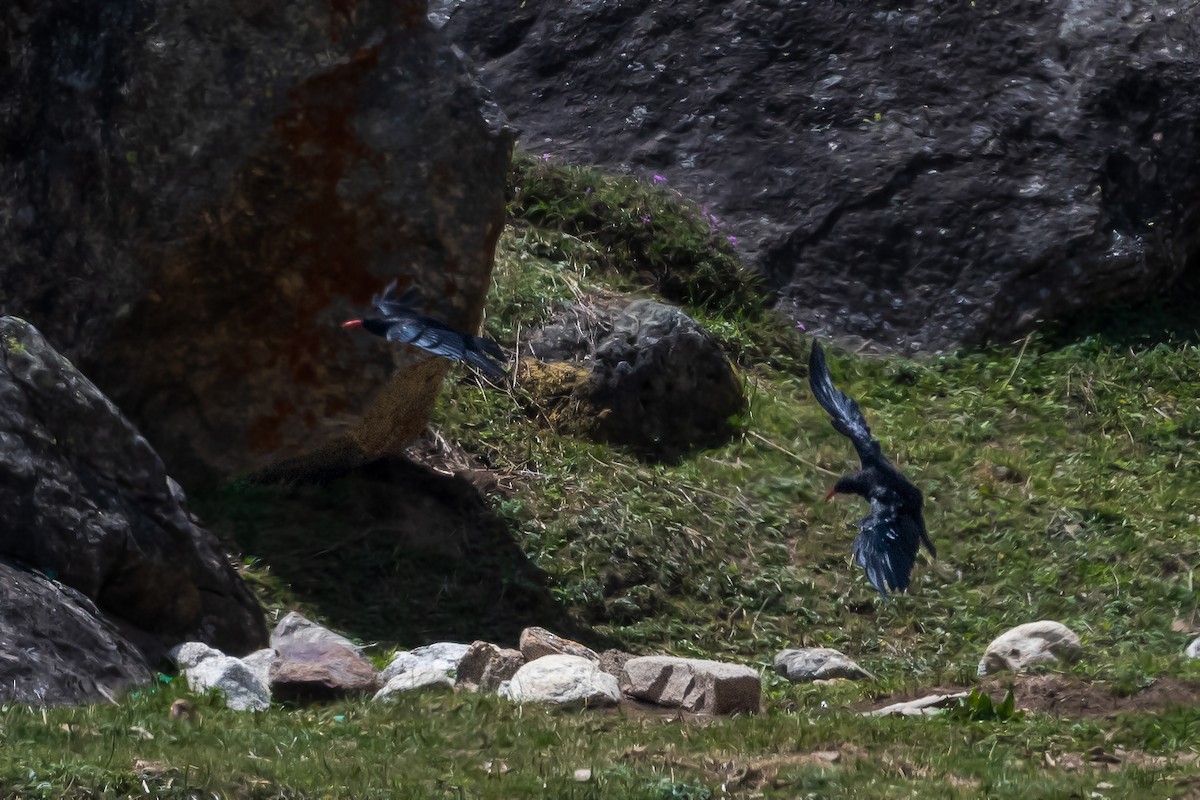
499 654 620 707
519 627 599 663
864 692 971 717
1186 637 1200 660
168 642 270 712
456 641 525 693
574 768 592 782
978 620 1082 676
168 699 194 721
774 648 874 683
621 656 761 715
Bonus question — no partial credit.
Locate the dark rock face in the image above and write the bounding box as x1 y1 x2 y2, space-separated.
0 560 154 706
442 0 1200 350
0 0 513 479
526 298 745 457
0 317 266 674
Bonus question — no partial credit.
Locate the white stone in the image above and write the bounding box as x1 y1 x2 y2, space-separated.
774 648 874 682
978 620 1082 676
380 642 471 685
168 641 270 712
1186 637 1200 660
373 663 455 700
499 654 620 707
864 692 971 717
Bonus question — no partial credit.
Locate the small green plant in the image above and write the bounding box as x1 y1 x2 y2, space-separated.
947 687 1022 722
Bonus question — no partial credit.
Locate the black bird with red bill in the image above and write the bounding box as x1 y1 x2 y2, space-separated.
342 280 507 381
808 340 936 598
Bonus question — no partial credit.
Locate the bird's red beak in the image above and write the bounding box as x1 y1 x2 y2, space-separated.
824 486 837 501
341 319 363 329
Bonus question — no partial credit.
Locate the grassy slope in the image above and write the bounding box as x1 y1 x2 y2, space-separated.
3 155 1199 798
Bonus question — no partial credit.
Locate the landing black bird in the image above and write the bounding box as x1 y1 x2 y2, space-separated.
342 280 507 380
808 340 935 598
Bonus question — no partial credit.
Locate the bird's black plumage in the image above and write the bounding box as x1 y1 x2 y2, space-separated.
343 280 507 381
808 340 935 598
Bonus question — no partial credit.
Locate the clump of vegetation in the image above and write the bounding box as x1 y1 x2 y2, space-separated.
506 153 763 315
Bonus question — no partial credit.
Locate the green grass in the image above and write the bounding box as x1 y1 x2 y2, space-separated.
3 682 1197 799
6 156 1200 797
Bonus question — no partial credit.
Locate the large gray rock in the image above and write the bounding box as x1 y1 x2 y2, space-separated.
978 620 1083 676
0 559 153 706
444 0 1200 351
524 298 744 457
621 656 761 715
0 317 266 676
499 654 621 707
1 0 513 480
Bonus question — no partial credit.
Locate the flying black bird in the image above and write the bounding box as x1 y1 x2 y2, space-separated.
342 280 507 380
808 340 935 598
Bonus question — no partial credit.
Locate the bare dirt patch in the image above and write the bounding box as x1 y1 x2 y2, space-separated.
861 674 1200 719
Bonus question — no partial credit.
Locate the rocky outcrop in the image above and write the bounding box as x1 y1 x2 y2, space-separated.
0 317 266 684
522 297 744 457
443 0 1200 350
1 0 513 480
0 560 153 706
978 620 1083 676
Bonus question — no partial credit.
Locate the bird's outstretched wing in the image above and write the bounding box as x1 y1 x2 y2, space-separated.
851 506 923 599
373 279 423 317
809 340 880 464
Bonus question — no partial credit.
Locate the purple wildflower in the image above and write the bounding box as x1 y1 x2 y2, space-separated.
652 174 667 184
726 235 738 246
540 153 553 160
641 214 651 224
796 321 807 331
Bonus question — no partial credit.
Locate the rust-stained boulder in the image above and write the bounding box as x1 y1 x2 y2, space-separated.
0 0 513 480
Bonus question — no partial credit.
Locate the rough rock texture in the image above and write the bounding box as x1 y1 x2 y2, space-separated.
374 663 455 699
519 627 600 663
598 649 636 679
0 317 266 664
499 654 621 707
170 642 272 712
0 559 153 706
864 692 971 718
456 641 525 693
270 612 361 654
379 642 471 685
621 656 761 715
269 614 378 701
774 648 874 683
0 0 513 480
443 0 1200 350
523 298 744 457
978 620 1083 676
